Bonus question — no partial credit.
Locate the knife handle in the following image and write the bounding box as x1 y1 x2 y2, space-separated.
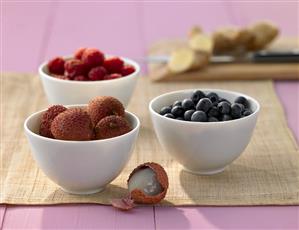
252 50 299 63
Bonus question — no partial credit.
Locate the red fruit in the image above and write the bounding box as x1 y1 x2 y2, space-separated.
82 48 105 68
104 73 122 80
64 59 87 78
103 57 124 73
121 65 135 76
88 66 107 81
48 57 65 75
74 47 87 59
51 74 69 80
73 75 87 81
40 105 67 138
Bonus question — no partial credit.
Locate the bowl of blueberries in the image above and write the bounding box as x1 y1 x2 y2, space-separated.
149 89 260 175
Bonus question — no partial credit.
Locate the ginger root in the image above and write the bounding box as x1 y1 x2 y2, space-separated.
168 47 209 74
245 21 279 51
189 33 214 54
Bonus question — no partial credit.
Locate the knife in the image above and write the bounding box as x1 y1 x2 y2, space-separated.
147 50 299 64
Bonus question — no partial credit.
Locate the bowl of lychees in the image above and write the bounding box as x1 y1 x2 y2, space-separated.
24 96 140 195
149 89 260 175
39 48 140 106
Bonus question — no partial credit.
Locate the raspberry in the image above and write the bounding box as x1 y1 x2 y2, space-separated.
104 73 122 80
88 66 107 81
121 65 135 76
52 74 69 80
74 47 87 59
103 57 124 73
64 59 87 78
73 75 87 81
48 57 65 75
82 48 105 68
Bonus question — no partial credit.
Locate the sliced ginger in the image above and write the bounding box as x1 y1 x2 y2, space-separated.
189 33 214 54
188 26 202 38
168 47 209 74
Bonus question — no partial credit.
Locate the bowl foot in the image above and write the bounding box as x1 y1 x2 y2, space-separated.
61 187 105 195
183 167 226 175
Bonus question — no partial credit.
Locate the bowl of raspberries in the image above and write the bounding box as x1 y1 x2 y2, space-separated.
24 96 140 194
39 48 140 106
149 89 260 175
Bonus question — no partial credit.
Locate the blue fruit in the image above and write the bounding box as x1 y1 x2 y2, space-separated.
191 111 207 122
184 109 195 121
191 90 205 104
217 101 231 114
159 106 172 115
182 99 195 110
196 98 212 112
164 113 175 119
171 106 185 117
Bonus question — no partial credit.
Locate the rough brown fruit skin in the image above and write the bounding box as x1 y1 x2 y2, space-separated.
87 96 125 126
95 115 131 139
39 105 67 138
51 108 94 141
128 162 169 204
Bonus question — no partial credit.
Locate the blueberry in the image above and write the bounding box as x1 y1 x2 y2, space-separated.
171 106 185 117
206 92 219 104
173 100 182 107
196 98 212 112
221 114 232 121
219 98 231 105
176 117 184 120
184 109 195 121
191 90 205 104
159 106 172 115
191 111 207 122
164 113 175 119
235 96 249 108
243 109 252 116
208 117 219 122
231 103 243 119
208 106 219 117
217 101 231 114
182 99 195 110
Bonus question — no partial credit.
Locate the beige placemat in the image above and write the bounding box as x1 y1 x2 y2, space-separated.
1 73 299 205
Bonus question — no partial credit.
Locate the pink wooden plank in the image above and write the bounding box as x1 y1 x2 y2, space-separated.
42 2 144 65
2 2 55 72
142 2 232 47
2 205 154 229
227 1 299 36
0 206 7 228
275 82 299 143
155 206 299 230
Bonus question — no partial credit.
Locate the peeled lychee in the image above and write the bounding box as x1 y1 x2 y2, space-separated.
51 108 94 141
95 115 131 139
39 105 67 138
127 162 169 204
87 96 125 126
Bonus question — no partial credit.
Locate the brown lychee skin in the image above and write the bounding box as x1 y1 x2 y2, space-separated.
39 105 67 138
128 162 169 204
51 108 94 141
87 96 125 126
95 115 131 139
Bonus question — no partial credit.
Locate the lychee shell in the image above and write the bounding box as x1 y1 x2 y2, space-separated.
128 162 169 204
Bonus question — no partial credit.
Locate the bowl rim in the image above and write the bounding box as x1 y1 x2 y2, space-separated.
24 104 140 143
149 88 260 125
39 55 140 85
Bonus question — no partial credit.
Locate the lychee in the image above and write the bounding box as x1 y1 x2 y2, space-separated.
95 115 131 139
40 105 67 138
87 96 125 126
51 108 94 141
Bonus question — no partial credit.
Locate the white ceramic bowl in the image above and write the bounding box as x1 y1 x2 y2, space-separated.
149 89 260 175
24 105 140 194
39 57 140 107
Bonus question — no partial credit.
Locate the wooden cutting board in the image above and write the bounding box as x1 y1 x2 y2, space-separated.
148 38 299 82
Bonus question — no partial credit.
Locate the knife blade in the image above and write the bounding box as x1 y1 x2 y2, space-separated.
147 50 299 64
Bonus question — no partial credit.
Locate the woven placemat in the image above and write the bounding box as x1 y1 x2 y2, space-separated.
1 73 298 205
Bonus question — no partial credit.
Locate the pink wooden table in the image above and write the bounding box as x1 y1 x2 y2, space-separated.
2 2 299 229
